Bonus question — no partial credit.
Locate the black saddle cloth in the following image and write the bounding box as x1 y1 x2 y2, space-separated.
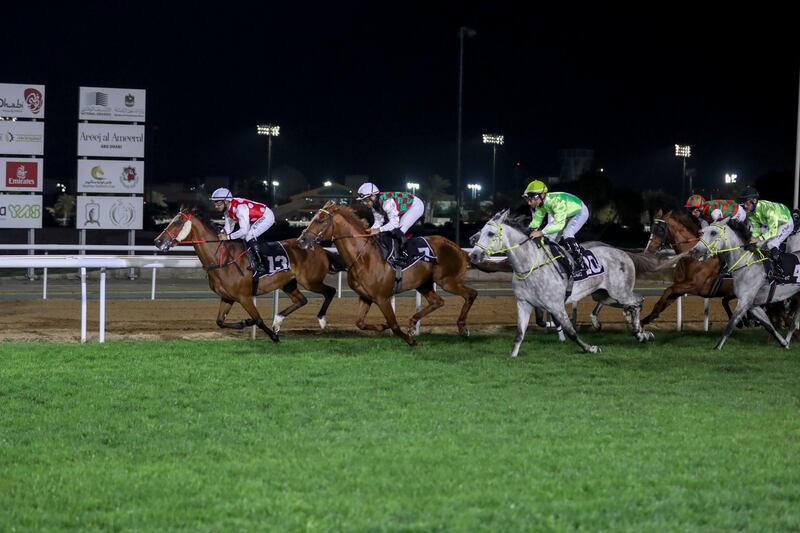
374 233 437 269
545 241 604 281
765 250 800 284
256 241 291 277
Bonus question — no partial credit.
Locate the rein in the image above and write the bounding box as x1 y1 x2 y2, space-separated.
477 222 561 279
699 223 767 273
163 211 246 275
303 207 373 269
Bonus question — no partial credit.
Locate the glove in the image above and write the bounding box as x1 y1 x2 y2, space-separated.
710 208 723 221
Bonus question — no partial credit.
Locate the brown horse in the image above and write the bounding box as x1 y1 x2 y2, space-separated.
296 201 477 346
641 209 737 324
154 208 338 341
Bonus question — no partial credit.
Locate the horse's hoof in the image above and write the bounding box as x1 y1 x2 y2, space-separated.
459 327 470 337
557 331 566 342
272 314 284 333
268 330 280 343
590 317 601 331
407 327 417 337
586 345 600 353
318 316 327 330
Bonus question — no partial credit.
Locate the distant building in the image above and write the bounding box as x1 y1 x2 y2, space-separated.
558 148 594 182
272 182 355 223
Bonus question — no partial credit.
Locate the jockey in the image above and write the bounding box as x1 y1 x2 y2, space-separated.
210 187 275 278
684 194 744 227
738 185 792 277
524 180 589 271
356 182 425 261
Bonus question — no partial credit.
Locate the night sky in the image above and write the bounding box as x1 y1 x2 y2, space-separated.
5 3 799 199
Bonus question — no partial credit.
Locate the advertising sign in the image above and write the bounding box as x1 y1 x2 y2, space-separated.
77 159 144 194
79 87 146 122
77 123 144 158
0 121 45 155
0 83 46 118
0 157 44 192
76 196 143 230
0 194 43 228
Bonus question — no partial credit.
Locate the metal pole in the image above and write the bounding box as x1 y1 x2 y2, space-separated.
81 267 87 343
455 27 475 246
99 268 106 343
491 144 497 204
681 157 687 200
267 135 274 205
794 69 800 210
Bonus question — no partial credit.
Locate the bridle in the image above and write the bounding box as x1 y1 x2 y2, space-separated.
647 216 700 252
160 211 246 274
475 220 561 280
301 207 373 269
697 223 766 273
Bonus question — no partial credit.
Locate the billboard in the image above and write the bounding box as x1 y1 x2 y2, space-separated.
0 121 45 155
79 87 146 122
76 196 143 230
77 159 144 194
0 83 45 118
77 123 144 158
0 194 43 228
0 158 44 192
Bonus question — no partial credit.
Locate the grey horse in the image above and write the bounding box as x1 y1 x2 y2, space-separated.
469 210 656 355
688 220 800 349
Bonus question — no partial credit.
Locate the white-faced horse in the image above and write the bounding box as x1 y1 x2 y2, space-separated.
469 210 656 355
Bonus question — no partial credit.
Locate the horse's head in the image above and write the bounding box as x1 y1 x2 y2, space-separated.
468 209 514 264
154 209 194 252
689 223 730 262
298 202 337 250
645 218 669 253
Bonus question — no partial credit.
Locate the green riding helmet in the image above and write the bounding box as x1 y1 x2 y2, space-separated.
523 180 548 198
684 194 705 208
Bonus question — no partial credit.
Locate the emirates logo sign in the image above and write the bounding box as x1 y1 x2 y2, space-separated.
5 162 38 188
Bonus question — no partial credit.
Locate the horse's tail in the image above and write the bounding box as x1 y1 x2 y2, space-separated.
623 250 688 273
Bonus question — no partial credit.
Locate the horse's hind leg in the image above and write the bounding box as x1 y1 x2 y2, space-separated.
408 280 444 335
216 298 256 330
435 276 478 337
238 297 279 343
550 306 599 353
512 299 534 357
784 296 800 347
748 305 788 348
309 283 337 329
590 303 603 331
273 279 308 333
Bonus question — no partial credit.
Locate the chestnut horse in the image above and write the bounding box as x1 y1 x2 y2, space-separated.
154 208 338 341
297 201 477 346
640 210 737 324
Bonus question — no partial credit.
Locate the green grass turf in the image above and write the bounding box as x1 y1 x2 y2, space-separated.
0 330 798 531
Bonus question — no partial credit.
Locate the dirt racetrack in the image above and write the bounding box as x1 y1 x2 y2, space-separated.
0 292 743 343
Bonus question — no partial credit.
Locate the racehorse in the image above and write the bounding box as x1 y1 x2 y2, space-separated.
689 220 800 349
641 210 737 324
642 210 798 328
296 201 477 346
469 210 664 355
154 208 338 341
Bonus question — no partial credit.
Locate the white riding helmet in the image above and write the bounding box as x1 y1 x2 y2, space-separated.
356 182 380 200
210 187 233 201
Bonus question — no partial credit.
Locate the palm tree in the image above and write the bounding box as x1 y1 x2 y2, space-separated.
46 194 76 227
422 174 451 223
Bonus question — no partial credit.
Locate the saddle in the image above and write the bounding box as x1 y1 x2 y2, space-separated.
762 249 800 284
254 240 291 277
374 233 438 294
543 241 604 282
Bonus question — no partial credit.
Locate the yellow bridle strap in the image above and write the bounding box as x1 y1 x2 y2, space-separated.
726 247 768 273
476 223 523 255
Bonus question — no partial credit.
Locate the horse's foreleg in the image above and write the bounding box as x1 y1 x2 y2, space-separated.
748 305 788 348
273 280 308 333
355 297 389 332
716 303 751 350
215 298 256 330
408 281 444 336
435 277 478 337
374 296 416 346
590 303 603 331
512 299 534 357
238 297 279 343
641 285 682 325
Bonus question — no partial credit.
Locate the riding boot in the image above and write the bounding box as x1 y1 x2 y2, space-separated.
392 228 408 266
245 238 268 278
769 246 785 279
563 237 584 273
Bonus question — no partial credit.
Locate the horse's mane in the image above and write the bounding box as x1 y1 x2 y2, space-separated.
726 218 752 243
502 214 530 236
668 209 702 234
329 203 368 229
